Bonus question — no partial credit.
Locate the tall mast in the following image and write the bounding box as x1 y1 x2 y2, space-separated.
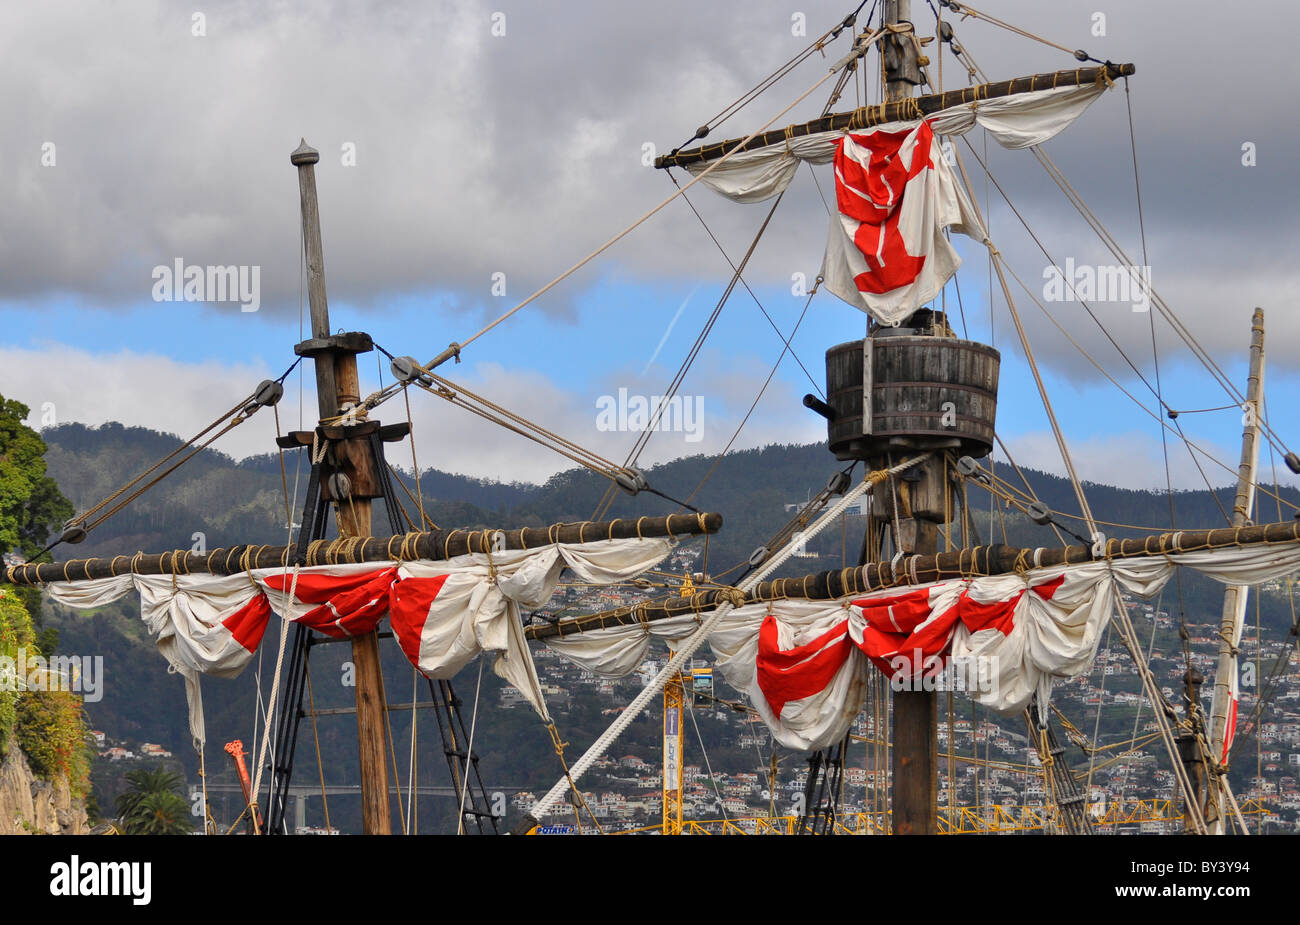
880 0 939 837
290 140 392 835
882 0 922 102
1205 307 1265 832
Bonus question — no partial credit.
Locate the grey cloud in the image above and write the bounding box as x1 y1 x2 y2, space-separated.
3 0 1298 420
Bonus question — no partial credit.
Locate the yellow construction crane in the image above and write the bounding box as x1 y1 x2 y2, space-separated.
660 574 696 836
662 664 686 835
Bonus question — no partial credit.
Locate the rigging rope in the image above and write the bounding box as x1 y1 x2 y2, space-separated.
299 43 873 437
937 0 1101 62
668 174 825 400
1032 143 1294 463
248 567 299 833
942 58 1209 827
676 285 822 512
455 657 484 835
950 146 1099 538
997 248 1293 516
332 30 901 441
304 663 332 834
402 366 639 491
450 51 872 361
590 192 791 521
402 387 435 530
377 652 408 835
408 669 419 834
685 697 730 824
946 30 1296 475
973 204 1295 516
524 454 927 826
675 4 871 151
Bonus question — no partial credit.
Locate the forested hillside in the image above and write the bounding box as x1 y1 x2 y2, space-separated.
30 422 1300 832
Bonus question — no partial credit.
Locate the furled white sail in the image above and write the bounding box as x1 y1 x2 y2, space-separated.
685 83 1107 325
543 541 1300 752
685 83 1107 203
46 536 675 745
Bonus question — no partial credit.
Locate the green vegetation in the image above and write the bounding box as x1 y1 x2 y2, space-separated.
16 673 91 793
0 395 88 793
0 590 91 795
115 767 193 835
0 394 74 560
0 590 31 758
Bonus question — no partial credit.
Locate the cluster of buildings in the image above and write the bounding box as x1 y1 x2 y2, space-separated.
514 755 780 826
88 729 173 761
511 576 1300 833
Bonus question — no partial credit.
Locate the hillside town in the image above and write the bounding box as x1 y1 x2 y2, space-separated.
511 552 1300 834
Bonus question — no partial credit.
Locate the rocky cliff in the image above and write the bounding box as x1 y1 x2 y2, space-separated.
0 747 88 835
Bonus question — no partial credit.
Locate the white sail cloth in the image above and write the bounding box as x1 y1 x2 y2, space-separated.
821 120 982 323
685 83 1106 325
685 84 1106 203
46 537 674 745
542 542 1300 751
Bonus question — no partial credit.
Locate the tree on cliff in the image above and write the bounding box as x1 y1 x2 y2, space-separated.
0 393 76 642
0 394 74 560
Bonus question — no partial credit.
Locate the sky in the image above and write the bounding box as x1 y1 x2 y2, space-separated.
1 0 1298 495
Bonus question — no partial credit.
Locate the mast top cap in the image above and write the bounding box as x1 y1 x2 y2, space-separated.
290 139 319 166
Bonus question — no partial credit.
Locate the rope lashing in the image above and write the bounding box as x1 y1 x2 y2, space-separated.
524 454 927 825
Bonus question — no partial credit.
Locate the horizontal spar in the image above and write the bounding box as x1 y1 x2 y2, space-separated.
526 518 1300 640
654 63 1135 169
5 512 723 586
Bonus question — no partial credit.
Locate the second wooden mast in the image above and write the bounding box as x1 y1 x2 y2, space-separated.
290 140 392 835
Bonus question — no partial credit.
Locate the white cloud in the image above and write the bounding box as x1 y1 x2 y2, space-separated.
6 0 1299 374
1001 429 1298 494
0 344 826 485
3 1 1299 496
0 345 282 457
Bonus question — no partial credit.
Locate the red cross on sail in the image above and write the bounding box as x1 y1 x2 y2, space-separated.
749 575 1068 727
44 534 682 745
821 119 980 326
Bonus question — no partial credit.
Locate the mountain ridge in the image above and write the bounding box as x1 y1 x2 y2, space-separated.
30 421 1300 833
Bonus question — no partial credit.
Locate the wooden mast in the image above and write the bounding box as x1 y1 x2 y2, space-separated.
290 140 392 835
1205 307 1266 832
882 0 923 102
879 0 939 837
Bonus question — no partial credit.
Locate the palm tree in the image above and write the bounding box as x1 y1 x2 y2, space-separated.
124 790 193 836
115 767 192 834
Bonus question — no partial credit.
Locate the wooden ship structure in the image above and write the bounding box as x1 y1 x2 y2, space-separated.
8 1 1300 836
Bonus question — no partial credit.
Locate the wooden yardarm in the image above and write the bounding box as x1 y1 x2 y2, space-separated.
653 63 1134 170
527 520 1300 635
4 513 721 586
